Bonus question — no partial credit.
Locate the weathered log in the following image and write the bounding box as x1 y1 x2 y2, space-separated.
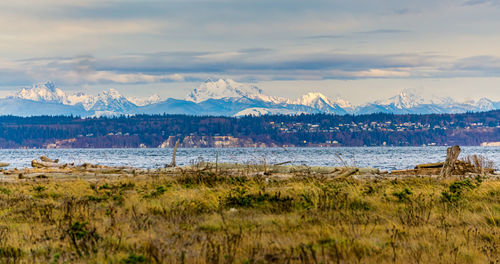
391 169 417 176
336 167 359 177
274 161 292 166
440 145 461 177
415 162 444 169
166 139 180 167
172 139 179 167
358 167 380 175
31 160 65 168
40 155 59 163
416 167 442 176
0 162 10 167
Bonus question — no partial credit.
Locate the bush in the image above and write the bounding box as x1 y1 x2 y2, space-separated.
441 178 480 204
121 253 147 264
225 187 293 212
392 188 413 202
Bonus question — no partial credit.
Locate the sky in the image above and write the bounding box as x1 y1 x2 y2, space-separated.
0 0 499 104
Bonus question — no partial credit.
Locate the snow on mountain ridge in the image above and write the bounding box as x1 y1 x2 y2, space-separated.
15 82 68 104
128 94 162 106
66 92 94 110
377 90 425 109
187 79 265 103
294 92 353 109
87 89 137 113
7 80 500 117
474 98 496 111
13 82 138 112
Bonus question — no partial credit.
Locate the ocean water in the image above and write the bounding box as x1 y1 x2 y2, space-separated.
0 146 499 171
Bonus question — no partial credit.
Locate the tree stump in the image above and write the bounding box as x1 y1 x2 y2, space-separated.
165 139 180 168
440 145 461 177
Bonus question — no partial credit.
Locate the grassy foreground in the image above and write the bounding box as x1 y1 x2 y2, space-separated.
0 166 499 263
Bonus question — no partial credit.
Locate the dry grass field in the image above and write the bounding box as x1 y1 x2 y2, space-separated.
0 164 499 263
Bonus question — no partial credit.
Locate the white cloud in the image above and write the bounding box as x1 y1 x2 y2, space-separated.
86 72 185 84
0 0 498 101
348 69 411 78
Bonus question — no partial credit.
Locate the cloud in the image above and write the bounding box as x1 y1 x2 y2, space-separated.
340 69 411 78
0 0 499 94
449 56 500 76
463 0 500 6
304 35 345 39
87 72 185 84
357 29 410 34
304 29 408 40
0 50 443 87
9 50 500 86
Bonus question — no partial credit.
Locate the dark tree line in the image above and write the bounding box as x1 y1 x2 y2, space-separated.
0 110 497 148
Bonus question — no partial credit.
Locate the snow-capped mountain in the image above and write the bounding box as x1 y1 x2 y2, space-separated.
293 92 352 115
128 94 162 106
187 79 262 103
12 83 137 114
187 79 287 104
1 80 499 117
474 98 500 111
15 82 68 104
378 91 425 109
88 89 137 113
66 92 94 110
353 90 491 115
234 107 309 117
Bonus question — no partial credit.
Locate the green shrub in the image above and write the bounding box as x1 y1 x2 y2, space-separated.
225 187 293 212
392 188 413 202
441 178 480 203
121 253 147 264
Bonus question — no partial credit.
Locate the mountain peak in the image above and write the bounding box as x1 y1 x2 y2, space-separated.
475 97 496 111
101 88 122 99
6 80 500 117
295 92 352 109
43 81 56 92
379 90 424 109
293 92 351 114
187 79 264 103
15 81 67 103
128 94 162 106
90 89 136 112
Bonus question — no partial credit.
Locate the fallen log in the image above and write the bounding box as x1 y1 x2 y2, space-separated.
274 161 292 166
31 160 66 168
40 155 59 163
415 162 444 169
358 167 380 175
0 162 9 168
336 167 359 177
390 169 417 176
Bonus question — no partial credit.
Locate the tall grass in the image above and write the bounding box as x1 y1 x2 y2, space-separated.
0 166 498 263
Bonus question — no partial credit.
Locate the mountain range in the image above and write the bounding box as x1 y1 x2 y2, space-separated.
1 79 498 117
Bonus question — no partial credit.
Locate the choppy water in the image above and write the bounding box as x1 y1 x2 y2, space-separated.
0 146 499 171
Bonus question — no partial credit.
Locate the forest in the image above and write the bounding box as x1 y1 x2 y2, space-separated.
0 110 497 148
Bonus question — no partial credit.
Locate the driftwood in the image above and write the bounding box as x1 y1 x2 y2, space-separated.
40 155 59 163
415 162 444 169
31 160 66 168
0 162 10 168
391 169 417 176
336 167 359 177
358 168 380 174
166 139 180 167
440 145 461 177
274 161 292 166
391 145 494 176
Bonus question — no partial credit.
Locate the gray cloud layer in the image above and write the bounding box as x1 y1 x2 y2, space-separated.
0 0 499 96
